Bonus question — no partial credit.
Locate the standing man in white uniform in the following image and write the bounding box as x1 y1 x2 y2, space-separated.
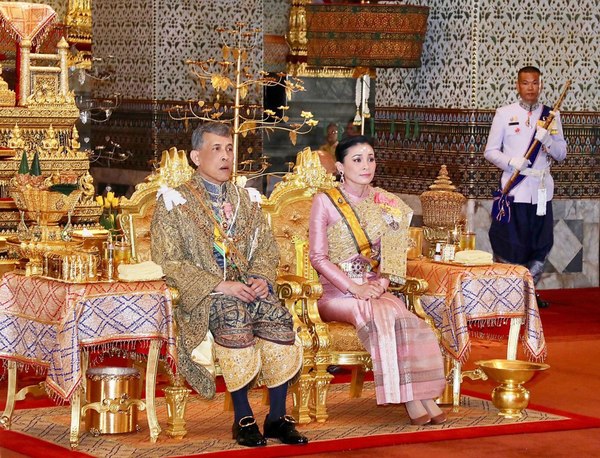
484 66 567 308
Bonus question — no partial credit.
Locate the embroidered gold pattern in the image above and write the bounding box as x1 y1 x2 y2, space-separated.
256 338 303 388
214 343 261 392
326 188 410 266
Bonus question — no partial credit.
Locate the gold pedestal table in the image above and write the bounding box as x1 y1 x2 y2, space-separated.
0 272 180 448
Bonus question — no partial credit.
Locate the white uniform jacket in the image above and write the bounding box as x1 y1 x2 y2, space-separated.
484 102 567 204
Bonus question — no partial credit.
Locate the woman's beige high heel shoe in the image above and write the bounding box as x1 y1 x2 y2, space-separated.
422 399 447 425
404 401 431 426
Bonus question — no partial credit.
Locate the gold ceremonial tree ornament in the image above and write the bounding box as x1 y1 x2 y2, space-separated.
476 359 550 419
420 165 466 255
167 22 318 180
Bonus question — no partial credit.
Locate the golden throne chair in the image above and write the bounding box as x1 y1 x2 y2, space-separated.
262 148 433 423
260 147 337 424
118 147 315 428
117 147 194 438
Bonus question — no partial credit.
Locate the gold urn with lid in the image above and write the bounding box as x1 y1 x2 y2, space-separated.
420 165 466 251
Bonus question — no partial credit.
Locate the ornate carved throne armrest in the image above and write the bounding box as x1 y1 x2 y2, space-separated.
276 274 324 424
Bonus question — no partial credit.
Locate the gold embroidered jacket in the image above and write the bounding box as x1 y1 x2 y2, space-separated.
151 174 279 398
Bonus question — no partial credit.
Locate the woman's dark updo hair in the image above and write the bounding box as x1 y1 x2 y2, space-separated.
334 135 374 163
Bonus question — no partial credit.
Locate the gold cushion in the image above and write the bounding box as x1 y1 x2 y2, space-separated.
326 321 366 352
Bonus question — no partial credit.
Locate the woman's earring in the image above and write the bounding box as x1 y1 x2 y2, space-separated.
339 171 345 184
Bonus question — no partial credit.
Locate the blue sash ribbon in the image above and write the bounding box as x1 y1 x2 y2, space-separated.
491 105 551 224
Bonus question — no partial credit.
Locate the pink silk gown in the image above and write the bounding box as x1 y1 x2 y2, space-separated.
309 187 445 405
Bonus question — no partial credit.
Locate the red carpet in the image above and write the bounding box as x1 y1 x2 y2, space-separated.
2 392 599 458
536 288 600 339
2 288 599 457
173 404 600 458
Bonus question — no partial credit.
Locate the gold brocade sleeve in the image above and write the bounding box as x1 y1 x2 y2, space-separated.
151 196 223 309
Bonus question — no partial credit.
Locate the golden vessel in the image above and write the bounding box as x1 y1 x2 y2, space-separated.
84 367 143 435
6 237 83 276
10 188 82 225
476 359 550 418
420 165 466 254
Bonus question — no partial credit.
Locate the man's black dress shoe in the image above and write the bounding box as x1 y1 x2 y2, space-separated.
232 416 267 447
327 365 344 375
264 415 309 445
536 293 550 309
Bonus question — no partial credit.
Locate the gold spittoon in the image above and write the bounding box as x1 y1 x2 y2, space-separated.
475 359 550 419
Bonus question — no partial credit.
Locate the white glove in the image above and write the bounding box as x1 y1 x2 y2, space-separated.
535 126 553 148
509 156 531 172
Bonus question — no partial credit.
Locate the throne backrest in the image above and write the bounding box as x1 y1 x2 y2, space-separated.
120 146 335 274
118 147 194 262
262 147 336 279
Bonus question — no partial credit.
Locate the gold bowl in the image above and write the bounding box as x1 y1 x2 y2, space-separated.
10 188 82 225
475 359 550 418
73 229 110 252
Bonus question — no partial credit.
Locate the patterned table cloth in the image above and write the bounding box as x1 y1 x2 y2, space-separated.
407 259 546 364
0 272 176 401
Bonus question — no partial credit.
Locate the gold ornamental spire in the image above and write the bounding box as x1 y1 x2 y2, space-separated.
428 164 457 192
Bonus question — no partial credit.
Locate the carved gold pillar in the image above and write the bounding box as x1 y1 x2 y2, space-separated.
18 39 32 106
164 376 191 440
58 37 69 97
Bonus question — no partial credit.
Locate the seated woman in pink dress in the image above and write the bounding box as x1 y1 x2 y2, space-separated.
309 135 447 425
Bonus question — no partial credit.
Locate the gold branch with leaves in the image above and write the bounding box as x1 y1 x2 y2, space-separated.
167 22 318 178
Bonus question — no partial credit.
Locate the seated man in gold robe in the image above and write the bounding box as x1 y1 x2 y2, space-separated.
151 122 307 447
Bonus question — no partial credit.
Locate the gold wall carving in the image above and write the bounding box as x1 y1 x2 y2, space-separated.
66 0 92 46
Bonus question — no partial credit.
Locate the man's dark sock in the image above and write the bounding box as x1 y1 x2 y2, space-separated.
267 383 288 422
231 385 253 423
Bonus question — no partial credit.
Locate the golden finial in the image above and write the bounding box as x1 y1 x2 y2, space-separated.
428 165 457 192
